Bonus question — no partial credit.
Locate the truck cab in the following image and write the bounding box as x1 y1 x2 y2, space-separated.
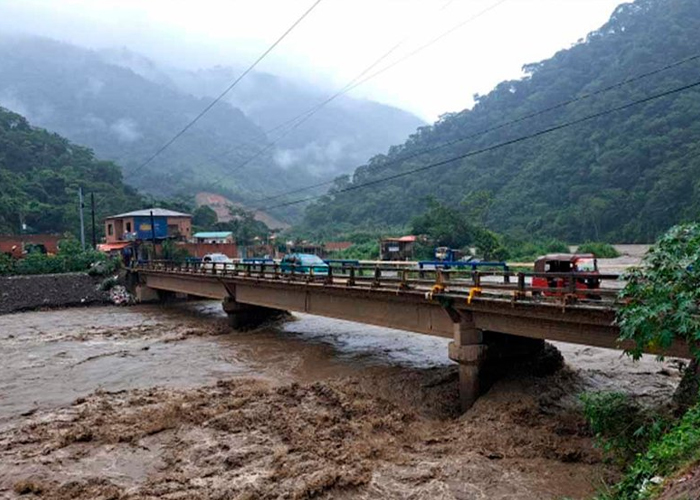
434 246 465 262
532 253 600 298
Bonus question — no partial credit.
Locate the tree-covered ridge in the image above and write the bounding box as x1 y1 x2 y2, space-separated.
0 106 143 234
303 0 700 243
0 36 307 202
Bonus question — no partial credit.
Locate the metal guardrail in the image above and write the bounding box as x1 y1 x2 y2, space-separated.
137 260 623 307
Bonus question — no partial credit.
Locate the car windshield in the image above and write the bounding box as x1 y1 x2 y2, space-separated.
575 258 596 272
300 255 325 266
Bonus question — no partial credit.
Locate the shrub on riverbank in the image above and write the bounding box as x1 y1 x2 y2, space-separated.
581 392 669 465
589 223 700 499
577 242 621 258
0 238 119 276
594 403 700 499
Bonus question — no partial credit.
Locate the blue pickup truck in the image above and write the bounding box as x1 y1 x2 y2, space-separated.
280 253 329 275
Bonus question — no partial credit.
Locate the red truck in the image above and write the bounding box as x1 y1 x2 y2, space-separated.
532 253 601 299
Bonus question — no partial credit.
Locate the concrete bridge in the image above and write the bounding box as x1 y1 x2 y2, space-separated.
130 261 689 410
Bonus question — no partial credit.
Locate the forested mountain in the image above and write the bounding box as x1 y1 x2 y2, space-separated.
0 36 302 202
149 64 426 177
0 107 143 234
0 36 424 212
302 0 700 243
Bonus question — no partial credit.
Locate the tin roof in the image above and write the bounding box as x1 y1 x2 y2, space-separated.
536 253 595 262
106 208 191 219
194 232 233 239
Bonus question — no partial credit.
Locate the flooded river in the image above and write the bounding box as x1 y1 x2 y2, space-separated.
0 301 683 499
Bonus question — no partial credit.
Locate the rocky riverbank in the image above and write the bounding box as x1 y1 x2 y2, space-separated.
0 273 109 314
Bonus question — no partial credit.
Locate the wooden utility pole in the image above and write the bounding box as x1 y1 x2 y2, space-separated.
78 188 86 249
91 193 97 249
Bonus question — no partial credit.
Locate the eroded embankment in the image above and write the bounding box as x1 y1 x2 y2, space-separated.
0 273 108 314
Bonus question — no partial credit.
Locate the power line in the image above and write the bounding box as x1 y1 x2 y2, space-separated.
259 79 700 211
126 0 324 175
204 0 509 180
250 52 700 205
188 0 456 181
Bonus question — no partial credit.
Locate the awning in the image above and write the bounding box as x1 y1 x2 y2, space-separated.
97 242 132 252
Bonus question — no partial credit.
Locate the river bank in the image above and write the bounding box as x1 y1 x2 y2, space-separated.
0 302 683 499
0 273 109 315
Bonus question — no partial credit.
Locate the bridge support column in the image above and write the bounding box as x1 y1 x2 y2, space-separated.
222 296 286 330
134 284 160 303
447 312 486 412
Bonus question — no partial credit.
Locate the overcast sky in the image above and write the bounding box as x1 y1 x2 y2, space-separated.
0 0 623 121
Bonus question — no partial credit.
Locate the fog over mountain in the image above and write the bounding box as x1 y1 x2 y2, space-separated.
0 35 424 215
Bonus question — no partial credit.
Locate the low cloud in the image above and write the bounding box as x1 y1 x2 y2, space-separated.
110 117 141 142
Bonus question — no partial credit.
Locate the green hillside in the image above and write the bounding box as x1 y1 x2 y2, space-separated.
0 107 143 235
302 0 700 243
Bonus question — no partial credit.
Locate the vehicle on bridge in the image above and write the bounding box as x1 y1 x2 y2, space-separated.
202 253 233 270
434 246 466 262
532 253 601 299
280 253 329 275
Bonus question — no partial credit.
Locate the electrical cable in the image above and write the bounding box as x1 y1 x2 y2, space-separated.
258 79 700 211
125 0 324 175
203 0 509 181
249 52 700 204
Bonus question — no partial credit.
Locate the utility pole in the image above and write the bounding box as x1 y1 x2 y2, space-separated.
90 193 97 249
78 187 86 250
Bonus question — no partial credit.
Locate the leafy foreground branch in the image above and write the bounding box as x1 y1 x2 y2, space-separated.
586 223 700 499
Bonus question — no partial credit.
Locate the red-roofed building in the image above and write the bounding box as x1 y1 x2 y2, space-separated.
380 235 417 261
325 241 354 253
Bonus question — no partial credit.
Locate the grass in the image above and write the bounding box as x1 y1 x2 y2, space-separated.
591 401 700 499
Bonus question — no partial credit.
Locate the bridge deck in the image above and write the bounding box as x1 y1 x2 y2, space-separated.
132 262 690 359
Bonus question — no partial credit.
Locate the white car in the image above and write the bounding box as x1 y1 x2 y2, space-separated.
201 253 233 271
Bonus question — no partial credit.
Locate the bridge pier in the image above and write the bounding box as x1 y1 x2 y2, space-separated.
447 310 547 412
222 296 286 330
448 312 486 411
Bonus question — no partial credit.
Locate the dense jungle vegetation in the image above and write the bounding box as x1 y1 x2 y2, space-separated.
0 107 144 235
302 0 700 243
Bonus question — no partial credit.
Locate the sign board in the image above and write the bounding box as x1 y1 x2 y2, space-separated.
134 216 168 240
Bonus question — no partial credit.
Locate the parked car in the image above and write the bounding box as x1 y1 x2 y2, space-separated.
280 253 329 275
202 253 233 271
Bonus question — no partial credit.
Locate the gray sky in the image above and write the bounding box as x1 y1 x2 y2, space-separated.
0 0 623 120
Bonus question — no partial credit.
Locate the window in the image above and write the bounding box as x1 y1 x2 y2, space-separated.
126 222 132 232
108 224 113 236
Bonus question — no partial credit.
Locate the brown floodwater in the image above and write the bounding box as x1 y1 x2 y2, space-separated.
0 302 453 423
0 300 684 499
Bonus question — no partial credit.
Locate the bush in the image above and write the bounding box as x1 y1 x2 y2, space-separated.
503 238 571 262
99 276 119 291
2 237 112 276
581 392 669 465
578 242 620 258
0 253 14 275
601 403 700 500
334 241 379 260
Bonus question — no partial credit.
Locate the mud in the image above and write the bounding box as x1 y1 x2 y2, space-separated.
0 301 684 499
0 273 108 315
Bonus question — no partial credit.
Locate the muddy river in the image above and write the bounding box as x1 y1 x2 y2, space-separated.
0 302 683 499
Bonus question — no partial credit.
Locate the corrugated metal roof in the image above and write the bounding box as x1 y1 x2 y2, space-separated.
106 208 192 219
194 232 233 239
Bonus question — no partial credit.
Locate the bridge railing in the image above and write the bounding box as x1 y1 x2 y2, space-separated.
138 260 623 306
